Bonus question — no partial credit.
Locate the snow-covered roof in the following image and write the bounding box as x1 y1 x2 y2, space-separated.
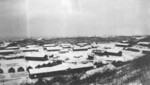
106 48 121 53
77 43 87 46
43 44 56 47
142 49 150 52
25 52 46 58
60 44 72 48
29 63 68 74
4 55 17 59
127 47 139 49
115 43 130 46
26 45 37 48
59 49 69 52
29 63 93 74
137 42 150 45
60 44 71 46
0 50 15 53
46 47 62 51
6 46 19 49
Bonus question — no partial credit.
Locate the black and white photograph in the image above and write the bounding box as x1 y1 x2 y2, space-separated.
0 0 150 85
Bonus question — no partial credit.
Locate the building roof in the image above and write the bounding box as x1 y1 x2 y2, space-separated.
121 40 129 43
60 44 71 46
59 49 69 52
25 52 46 58
45 47 62 51
137 42 150 45
115 43 130 46
106 48 121 53
60 44 72 48
43 44 56 47
142 49 150 52
77 43 87 46
6 46 19 49
0 50 15 53
29 63 93 74
29 63 68 74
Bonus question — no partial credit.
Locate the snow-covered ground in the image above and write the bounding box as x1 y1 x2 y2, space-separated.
0 42 149 85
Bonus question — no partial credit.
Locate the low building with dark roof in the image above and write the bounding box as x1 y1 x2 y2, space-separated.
137 42 150 47
25 52 49 61
115 43 130 47
29 63 94 78
0 50 16 55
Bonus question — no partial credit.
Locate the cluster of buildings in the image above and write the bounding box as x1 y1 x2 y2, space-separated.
0 38 150 79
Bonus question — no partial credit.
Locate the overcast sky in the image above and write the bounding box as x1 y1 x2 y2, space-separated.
0 0 150 40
